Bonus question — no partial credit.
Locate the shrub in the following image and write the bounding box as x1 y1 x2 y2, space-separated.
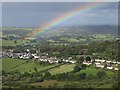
79 73 86 79
73 65 81 73
96 71 106 78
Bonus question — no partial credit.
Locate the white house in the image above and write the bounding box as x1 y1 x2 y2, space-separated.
69 60 76 64
95 59 106 63
34 55 39 59
107 66 113 70
114 68 119 71
83 62 92 65
95 62 104 68
106 61 112 63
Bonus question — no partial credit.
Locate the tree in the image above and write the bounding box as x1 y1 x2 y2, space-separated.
36 77 44 82
34 68 38 72
44 71 51 77
79 73 86 79
73 65 81 73
86 56 91 62
14 40 17 44
81 64 87 69
78 56 84 63
2 70 6 76
23 71 30 77
96 71 106 78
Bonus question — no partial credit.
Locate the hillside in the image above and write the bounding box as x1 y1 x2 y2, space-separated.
36 25 118 37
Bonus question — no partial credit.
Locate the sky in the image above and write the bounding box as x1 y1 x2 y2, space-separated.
2 2 118 27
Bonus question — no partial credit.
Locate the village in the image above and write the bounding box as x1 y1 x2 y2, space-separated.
1 48 120 71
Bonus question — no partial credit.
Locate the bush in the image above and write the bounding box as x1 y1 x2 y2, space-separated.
96 71 106 78
23 71 30 77
28 77 37 83
79 73 86 79
34 68 38 72
81 64 87 69
36 77 44 82
44 71 51 77
73 65 81 73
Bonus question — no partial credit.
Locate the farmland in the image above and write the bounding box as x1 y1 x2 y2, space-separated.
2 58 56 73
2 58 118 88
2 39 27 46
76 67 116 76
2 58 28 71
1 26 119 89
49 64 75 75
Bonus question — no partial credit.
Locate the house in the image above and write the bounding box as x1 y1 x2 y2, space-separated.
83 61 92 65
69 60 76 64
114 68 119 71
117 62 120 65
106 60 112 64
49 59 59 64
112 61 117 64
95 62 104 68
95 59 106 63
107 66 113 70
34 55 39 59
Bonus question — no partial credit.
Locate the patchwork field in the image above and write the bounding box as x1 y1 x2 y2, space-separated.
2 39 27 46
2 58 27 71
2 58 56 73
49 64 75 75
76 67 116 76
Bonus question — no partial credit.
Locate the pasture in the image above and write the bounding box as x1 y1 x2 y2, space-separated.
76 67 116 76
2 58 27 71
49 64 75 75
2 58 56 73
2 39 27 46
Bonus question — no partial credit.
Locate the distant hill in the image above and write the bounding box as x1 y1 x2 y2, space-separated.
38 25 117 37
2 25 118 38
2 27 33 37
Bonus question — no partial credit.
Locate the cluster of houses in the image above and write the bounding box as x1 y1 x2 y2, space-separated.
1 51 76 64
1 50 120 71
82 59 119 71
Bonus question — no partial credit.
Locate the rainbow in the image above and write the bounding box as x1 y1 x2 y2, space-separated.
24 2 106 39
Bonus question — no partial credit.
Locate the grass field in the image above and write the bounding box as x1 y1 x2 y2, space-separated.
49 64 75 75
76 67 115 76
60 38 79 43
12 61 56 73
2 58 56 73
2 58 117 76
2 39 27 46
2 58 27 71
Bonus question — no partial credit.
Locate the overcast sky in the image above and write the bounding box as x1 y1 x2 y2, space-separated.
2 2 118 27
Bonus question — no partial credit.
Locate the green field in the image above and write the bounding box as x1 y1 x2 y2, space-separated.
2 39 27 46
60 38 79 43
49 64 75 75
2 58 56 73
76 67 116 76
2 58 27 71
12 61 56 73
